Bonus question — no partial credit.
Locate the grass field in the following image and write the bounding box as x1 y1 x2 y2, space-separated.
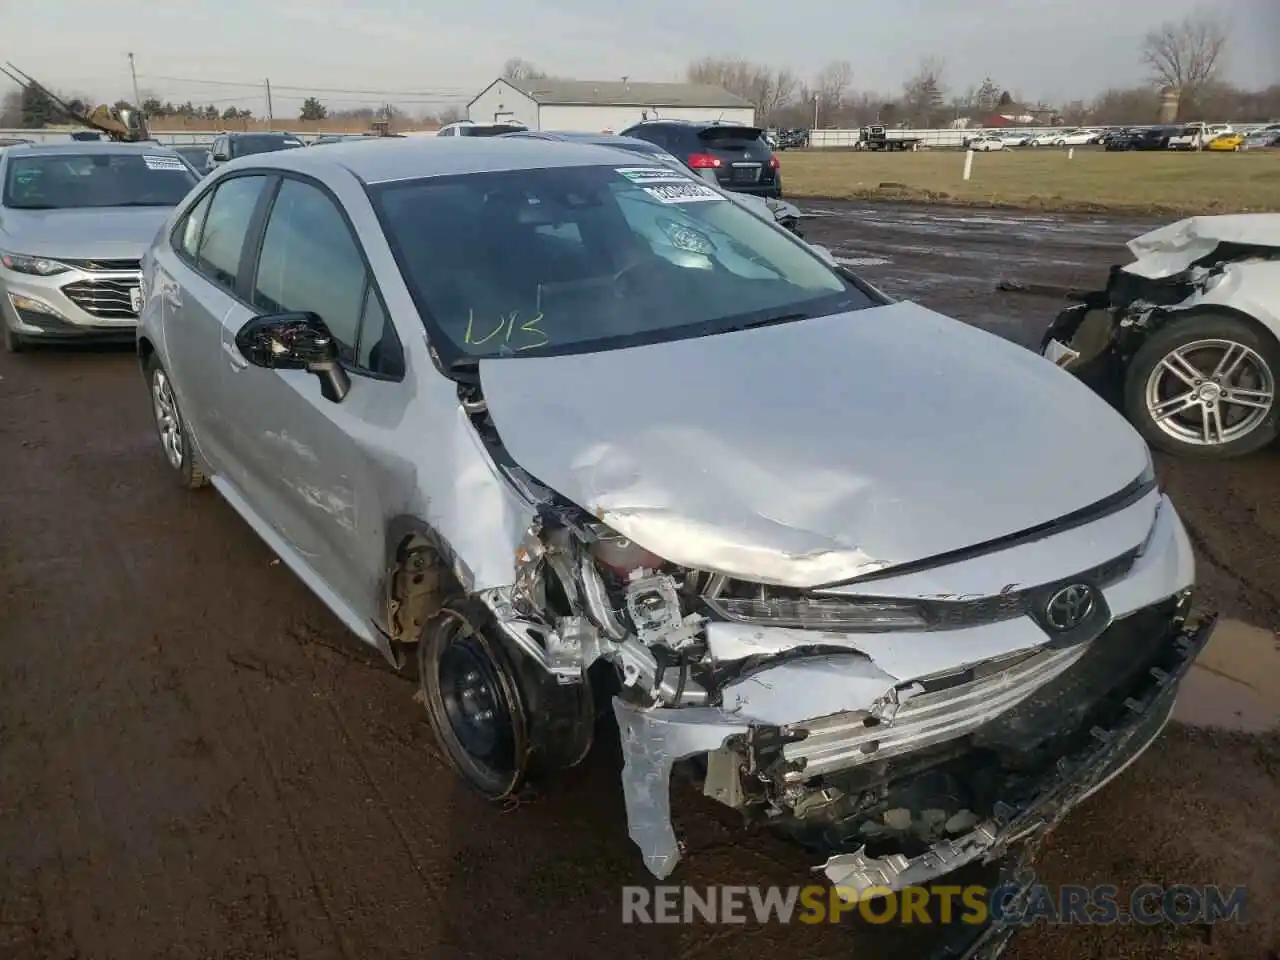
780 148 1280 215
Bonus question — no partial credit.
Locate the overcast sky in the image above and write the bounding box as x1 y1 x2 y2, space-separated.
12 0 1275 115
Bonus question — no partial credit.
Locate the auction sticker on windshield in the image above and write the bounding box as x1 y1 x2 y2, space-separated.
643 181 722 204
142 155 188 171
615 166 692 184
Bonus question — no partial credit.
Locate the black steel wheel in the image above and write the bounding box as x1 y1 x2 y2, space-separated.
419 601 529 798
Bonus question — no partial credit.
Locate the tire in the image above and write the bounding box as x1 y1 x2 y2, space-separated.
3 323 25 353
145 355 210 488
1123 313 1280 459
418 599 530 799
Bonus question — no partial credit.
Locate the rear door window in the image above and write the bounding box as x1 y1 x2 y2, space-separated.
175 190 213 261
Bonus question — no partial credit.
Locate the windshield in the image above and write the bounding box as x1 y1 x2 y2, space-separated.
232 135 304 157
370 163 873 360
2 152 198 210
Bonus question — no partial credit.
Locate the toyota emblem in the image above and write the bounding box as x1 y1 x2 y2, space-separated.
1043 584 1095 631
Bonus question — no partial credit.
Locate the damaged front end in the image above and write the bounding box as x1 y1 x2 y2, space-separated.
1041 217 1280 406
456 429 1206 896
434 301 1207 904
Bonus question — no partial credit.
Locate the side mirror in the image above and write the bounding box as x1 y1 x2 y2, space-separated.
211 151 229 163
234 311 351 403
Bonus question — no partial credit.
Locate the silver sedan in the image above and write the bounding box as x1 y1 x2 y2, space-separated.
137 136 1207 898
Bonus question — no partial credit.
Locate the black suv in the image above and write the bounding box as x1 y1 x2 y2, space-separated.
209 132 305 170
618 120 782 198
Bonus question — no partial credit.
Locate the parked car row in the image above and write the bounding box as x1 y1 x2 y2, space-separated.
960 121 1280 152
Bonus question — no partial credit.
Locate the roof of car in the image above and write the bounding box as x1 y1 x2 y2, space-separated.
625 118 759 129
211 136 660 184
505 131 663 148
3 140 184 157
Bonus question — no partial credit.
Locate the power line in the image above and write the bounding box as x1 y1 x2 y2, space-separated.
149 91 461 106
136 73 470 97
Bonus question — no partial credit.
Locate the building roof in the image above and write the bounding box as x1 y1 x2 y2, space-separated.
480 78 752 109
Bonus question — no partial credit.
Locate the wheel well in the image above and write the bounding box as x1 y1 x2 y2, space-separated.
382 519 462 645
1152 305 1280 357
137 335 155 368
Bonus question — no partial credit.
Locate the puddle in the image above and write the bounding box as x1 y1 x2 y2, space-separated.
1173 619 1280 733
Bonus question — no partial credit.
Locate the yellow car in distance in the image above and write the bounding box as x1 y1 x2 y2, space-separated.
1207 132 1244 151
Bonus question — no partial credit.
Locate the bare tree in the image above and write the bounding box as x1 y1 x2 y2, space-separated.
685 58 797 124
975 78 1000 111
0 90 22 127
902 56 947 126
812 60 853 124
1141 12 1228 104
430 105 464 125
1089 86 1162 124
502 58 548 81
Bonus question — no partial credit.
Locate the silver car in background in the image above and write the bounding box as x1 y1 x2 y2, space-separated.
0 142 198 352
136 138 1208 912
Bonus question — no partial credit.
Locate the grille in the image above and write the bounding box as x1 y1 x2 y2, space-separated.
59 258 143 272
61 277 142 319
922 548 1137 630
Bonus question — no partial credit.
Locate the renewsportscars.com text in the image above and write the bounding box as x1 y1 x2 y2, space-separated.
622 883 1248 926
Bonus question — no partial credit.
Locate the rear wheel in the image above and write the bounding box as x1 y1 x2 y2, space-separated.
146 355 209 488
1124 313 1280 458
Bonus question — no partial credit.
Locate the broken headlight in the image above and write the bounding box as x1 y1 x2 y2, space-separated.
705 592 928 631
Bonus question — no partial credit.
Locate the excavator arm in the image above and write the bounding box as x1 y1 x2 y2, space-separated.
1 63 151 142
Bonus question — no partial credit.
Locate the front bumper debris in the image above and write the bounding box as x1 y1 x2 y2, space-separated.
822 613 1214 898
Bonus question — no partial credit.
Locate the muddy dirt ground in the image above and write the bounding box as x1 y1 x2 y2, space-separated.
2 200 1278 960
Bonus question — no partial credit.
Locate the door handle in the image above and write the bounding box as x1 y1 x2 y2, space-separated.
222 340 249 371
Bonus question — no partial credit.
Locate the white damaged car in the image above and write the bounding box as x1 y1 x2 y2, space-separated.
137 138 1212 913
1042 214 1280 458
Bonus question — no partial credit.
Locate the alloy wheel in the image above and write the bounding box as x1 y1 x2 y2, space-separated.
151 368 185 469
1144 338 1276 447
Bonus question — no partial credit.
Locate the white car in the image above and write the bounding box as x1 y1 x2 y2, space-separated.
998 132 1031 147
437 120 528 137
1167 123 1233 150
1051 129 1102 146
969 136 1005 151
1043 214 1280 458
1027 129 1069 147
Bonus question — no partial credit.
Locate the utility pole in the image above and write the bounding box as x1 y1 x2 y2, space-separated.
127 52 141 107
812 94 818 129
264 78 274 129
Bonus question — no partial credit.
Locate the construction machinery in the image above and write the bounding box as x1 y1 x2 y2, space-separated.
1 62 151 142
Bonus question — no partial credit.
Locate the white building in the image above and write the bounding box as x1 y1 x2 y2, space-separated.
467 78 755 133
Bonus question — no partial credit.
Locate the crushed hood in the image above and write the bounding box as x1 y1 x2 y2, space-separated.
0 206 172 260
479 301 1148 588
1123 214 1280 280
